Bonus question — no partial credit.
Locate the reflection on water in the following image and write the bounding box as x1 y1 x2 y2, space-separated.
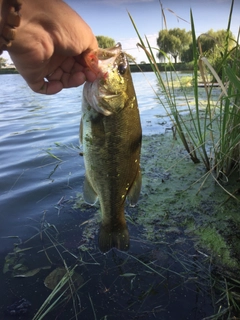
0 73 217 319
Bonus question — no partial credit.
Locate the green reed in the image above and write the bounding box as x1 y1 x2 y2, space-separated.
129 0 240 194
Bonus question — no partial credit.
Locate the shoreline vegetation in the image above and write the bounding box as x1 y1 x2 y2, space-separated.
127 1 240 316
0 68 19 74
0 62 193 75
131 62 193 72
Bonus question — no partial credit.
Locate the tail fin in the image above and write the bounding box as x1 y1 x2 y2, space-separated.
98 223 129 253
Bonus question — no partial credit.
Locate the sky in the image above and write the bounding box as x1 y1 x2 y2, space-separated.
2 0 240 63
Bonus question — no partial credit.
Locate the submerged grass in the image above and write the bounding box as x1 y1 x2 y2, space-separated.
30 219 83 320
4 209 240 319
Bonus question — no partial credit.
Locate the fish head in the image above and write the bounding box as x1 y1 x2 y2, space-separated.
83 43 131 116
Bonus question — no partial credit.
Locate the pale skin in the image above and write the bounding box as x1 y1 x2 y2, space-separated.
2 0 99 94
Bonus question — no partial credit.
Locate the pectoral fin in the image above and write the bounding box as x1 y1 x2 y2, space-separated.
79 118 83 144
127 169 142 206
83 175 98 205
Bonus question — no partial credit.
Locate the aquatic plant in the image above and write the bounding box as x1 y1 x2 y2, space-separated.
129 0 240 197
129 1 240 318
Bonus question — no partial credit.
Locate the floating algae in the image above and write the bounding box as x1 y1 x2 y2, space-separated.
135 133 240 271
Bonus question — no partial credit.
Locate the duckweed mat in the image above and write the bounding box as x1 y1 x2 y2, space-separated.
137 133 240 272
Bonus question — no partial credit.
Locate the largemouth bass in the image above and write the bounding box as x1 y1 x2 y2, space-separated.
80 43 142 253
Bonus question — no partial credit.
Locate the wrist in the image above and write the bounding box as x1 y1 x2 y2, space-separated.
0 0 22 54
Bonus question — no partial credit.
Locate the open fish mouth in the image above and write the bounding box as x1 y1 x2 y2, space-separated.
83 43 129 116
97 44 128 87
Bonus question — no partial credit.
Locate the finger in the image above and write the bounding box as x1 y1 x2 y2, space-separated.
59 57 76 72
27 78 63 94
70 62 98 82
47 67 63 81
84 68 99 82
38 80 64 95
61 71 86 88
29 71 87 94
45 57 78 82
47 67 85 88
47 63 87 88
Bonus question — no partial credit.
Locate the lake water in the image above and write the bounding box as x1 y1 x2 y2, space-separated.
0 72 170 242
0 73 216 319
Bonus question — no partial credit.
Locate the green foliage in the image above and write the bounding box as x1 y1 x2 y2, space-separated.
181 42 194 62
156 28 191 63
96 35 115 49
156 27 236 72
129 5 240 318
198 29 235 56
198 29 236 77
130 0 240 187
0 57 7 68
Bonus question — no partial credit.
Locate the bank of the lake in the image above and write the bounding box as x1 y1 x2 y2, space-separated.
0 68 18 74
138 133 240 272
75 128 240 274
0 62 193 75
130 62 193 72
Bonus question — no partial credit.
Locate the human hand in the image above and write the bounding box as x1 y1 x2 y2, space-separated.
6 0 99 94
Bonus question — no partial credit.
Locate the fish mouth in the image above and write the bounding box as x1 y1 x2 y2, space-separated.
98 42 123 60
83 43 128 116
98 43 128 79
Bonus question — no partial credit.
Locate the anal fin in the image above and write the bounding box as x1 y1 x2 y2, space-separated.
127 169 142 206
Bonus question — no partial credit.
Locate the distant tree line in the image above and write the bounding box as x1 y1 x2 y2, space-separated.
96 35 115 49
95 30 236 76
156 28 236 75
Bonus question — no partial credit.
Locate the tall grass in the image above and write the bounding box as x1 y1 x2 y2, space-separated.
129 0 240 195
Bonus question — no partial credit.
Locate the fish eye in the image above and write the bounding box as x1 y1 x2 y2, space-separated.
118 63 127 75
